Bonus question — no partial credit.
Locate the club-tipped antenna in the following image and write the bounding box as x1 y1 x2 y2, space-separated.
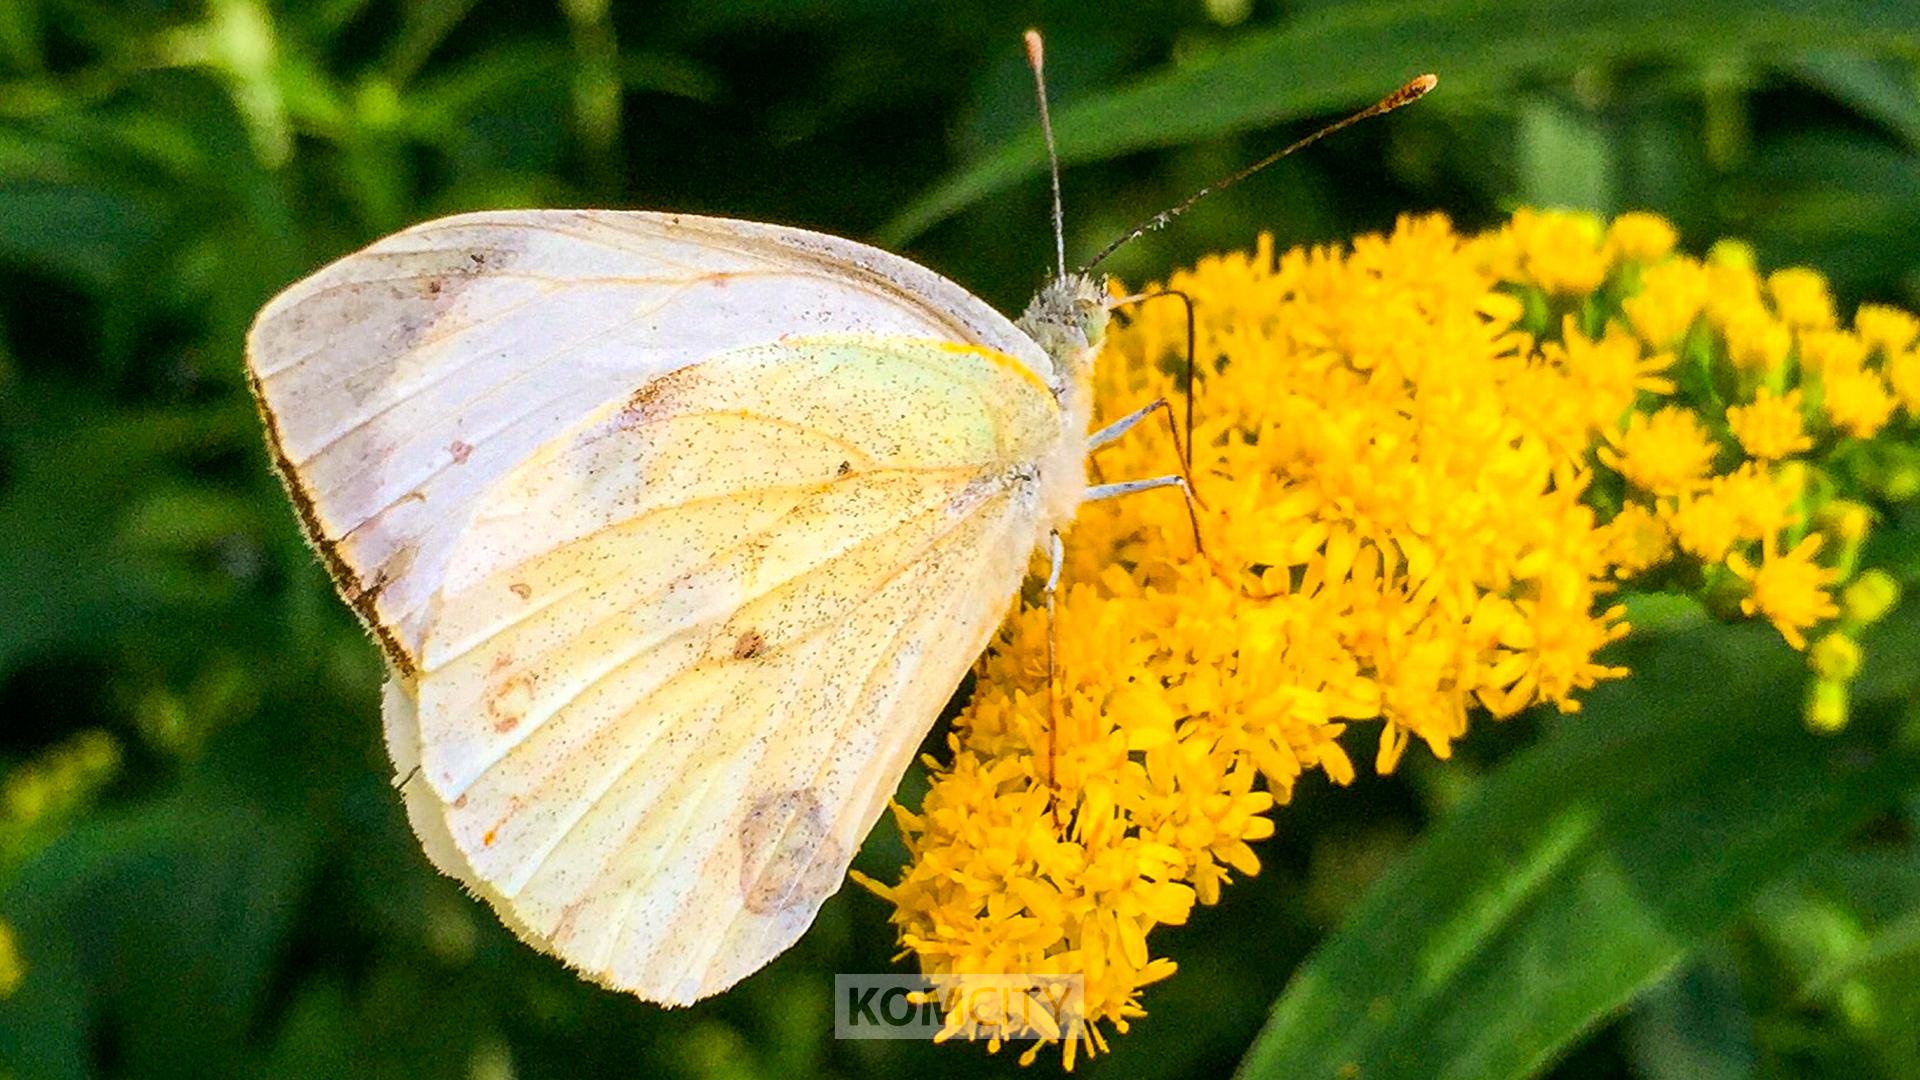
1083 73 1437 272
1025 29 1068 281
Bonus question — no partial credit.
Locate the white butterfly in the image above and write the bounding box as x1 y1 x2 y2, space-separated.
246 36 1432 1004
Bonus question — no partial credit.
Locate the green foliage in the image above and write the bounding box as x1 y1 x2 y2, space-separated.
0 2 1915 1078
1238 603 1920 1079
877 0 1920 248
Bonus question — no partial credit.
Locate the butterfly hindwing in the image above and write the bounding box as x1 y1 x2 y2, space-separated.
389 336 1059 1002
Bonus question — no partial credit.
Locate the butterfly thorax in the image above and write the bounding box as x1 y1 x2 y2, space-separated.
1016 272 1109 533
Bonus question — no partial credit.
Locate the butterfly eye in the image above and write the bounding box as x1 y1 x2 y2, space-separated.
1075 299 1109 346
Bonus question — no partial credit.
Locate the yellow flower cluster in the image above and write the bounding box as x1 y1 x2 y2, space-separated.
1572 223 1916 668
862 209 1917 1066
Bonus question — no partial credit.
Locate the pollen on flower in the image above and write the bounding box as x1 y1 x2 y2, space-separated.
1717 463 1800 538
1502 207 1612 295
1706 248 1766 330
1542 316 1675 432
1602 503 1673 577
1729 535 1840 650
1822 364 1897 439
1607 211 1678 264
1664 489 1742 563
1664 464 1797 563
1721 306 1793 376
1887 349 1920 418
1727 388 1812 460
1766 268 1835 330
1798 328 1868 377
1599 406 1720 496
1855 303 1920 357
871 209 1919 1065
1623 257 1709 346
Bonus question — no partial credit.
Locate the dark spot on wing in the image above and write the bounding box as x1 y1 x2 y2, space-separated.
615 368 701 431
486 653 533 733
733 629 765 660
738 789 844 915
255 232 525 410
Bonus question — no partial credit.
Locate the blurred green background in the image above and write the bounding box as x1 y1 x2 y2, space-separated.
3 2 1919 1078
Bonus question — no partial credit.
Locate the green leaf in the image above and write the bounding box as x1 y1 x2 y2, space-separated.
0 798 319 1077
0 0 42 72
382 0 482 86
1747 134 1920 298
1788 53 1920 150
1517 97 1616 213
1621 953 1757 1080
1235 601 1920 1080
1750 849 1920 1077
622 49 724 103
1800 908 1920 1002
879 0 1920 246
0 390 254 674
1620 592 1711 636
0 179 165 286
401 39 572 141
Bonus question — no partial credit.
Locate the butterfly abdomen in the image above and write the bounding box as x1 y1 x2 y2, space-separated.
1016 274 1110 537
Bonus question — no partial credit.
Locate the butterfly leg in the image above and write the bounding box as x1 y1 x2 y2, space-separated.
1086 475 1185 500
1088 398 1208 512
1086 472 1208 560
1087 399 1163 451
1087 473 1282 599
1044 527 1068 830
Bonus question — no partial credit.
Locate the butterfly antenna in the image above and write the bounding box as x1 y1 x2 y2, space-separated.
1025 29 1068 281
1083 73 1437 271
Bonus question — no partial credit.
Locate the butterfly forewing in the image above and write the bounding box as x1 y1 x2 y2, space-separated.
246 210 1050 672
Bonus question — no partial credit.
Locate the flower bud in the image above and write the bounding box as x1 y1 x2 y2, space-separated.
1841 570 1901 626
1807 632 1862 681
1707 238 1757 272
1804 677 1849 733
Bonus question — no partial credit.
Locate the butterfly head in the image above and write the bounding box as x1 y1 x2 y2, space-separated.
1017 272 1109 395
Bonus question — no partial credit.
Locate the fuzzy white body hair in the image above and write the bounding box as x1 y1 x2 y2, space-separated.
1015 272 1111 544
